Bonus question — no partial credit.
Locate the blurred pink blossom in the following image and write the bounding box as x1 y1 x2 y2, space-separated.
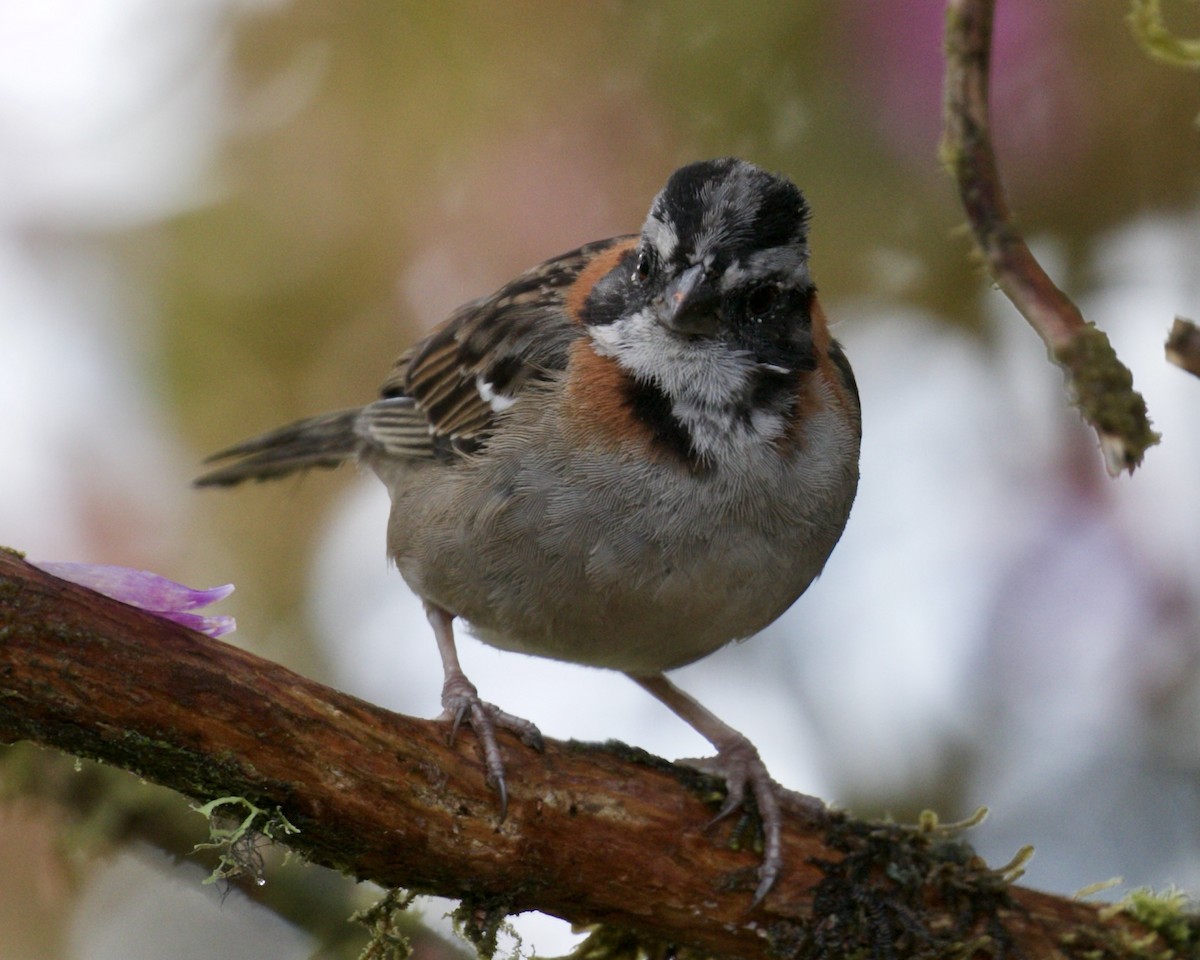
839 1 1094 184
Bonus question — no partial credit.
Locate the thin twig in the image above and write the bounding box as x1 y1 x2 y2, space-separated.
1166 316 1200 378
942 0 1159 475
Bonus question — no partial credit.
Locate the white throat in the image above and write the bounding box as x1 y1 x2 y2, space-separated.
587 310 791 464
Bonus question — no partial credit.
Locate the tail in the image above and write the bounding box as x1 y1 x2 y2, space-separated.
194 407 364 487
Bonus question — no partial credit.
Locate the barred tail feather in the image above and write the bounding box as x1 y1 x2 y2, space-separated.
194 408 365 487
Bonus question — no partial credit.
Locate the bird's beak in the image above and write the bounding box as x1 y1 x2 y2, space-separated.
656 263 722 337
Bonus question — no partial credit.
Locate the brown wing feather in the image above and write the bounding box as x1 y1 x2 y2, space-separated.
368 236 636 458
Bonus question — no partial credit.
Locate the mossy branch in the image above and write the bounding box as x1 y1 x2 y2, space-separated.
0 548 1193 959
942 0 1159 475
1166 316 1200 379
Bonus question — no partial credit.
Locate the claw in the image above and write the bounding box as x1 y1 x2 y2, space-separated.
752 856 779 908
448 702 469 745
437 670 542 824
519 725 545 752
706 790 744 830
495 772 508 822
697 744 785 904
426 604 541 820
629 673 796 905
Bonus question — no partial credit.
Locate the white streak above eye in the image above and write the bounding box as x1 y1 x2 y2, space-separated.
642 213 679 262
476 376 516 412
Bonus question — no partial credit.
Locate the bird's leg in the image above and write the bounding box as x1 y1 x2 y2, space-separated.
427 603 544 819
630 673 825 904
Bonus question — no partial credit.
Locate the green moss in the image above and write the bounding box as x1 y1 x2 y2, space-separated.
1053 324 1159 471
782 813 1019 960
566 740 728 807
550 926 699 960
452 897 517 960
565 740 675 774
1055 886 1200 959
553 810 1029 960
1117 888 1200 957
1124 888 1196 944
352 888 417 960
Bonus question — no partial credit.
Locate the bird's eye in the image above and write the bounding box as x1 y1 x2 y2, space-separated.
633 249 653 283
746 284 778 317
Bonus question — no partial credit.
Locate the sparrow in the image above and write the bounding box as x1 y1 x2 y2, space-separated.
196 158 861 901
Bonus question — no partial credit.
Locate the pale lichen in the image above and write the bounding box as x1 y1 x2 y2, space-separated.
191 795 299 885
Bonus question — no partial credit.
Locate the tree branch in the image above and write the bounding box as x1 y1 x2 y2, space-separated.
1166 316 1200 379
942 0 1160 475
0 548 1190 959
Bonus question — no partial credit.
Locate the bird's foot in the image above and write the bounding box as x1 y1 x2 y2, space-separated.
439 673 544 819
683 737 826 905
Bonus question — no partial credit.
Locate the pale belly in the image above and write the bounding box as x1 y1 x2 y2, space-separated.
382 443 855 676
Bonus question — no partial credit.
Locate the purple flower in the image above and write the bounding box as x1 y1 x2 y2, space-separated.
32 561 236 638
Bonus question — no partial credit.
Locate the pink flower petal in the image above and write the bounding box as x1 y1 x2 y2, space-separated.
32 561 236 639
165 612 238 639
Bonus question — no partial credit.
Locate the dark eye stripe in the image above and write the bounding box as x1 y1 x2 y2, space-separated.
580 248 641 327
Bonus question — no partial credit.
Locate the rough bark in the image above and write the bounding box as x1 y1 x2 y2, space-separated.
0 550 1190 959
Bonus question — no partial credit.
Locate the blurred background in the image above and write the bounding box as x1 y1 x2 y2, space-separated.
2 1 1200 957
